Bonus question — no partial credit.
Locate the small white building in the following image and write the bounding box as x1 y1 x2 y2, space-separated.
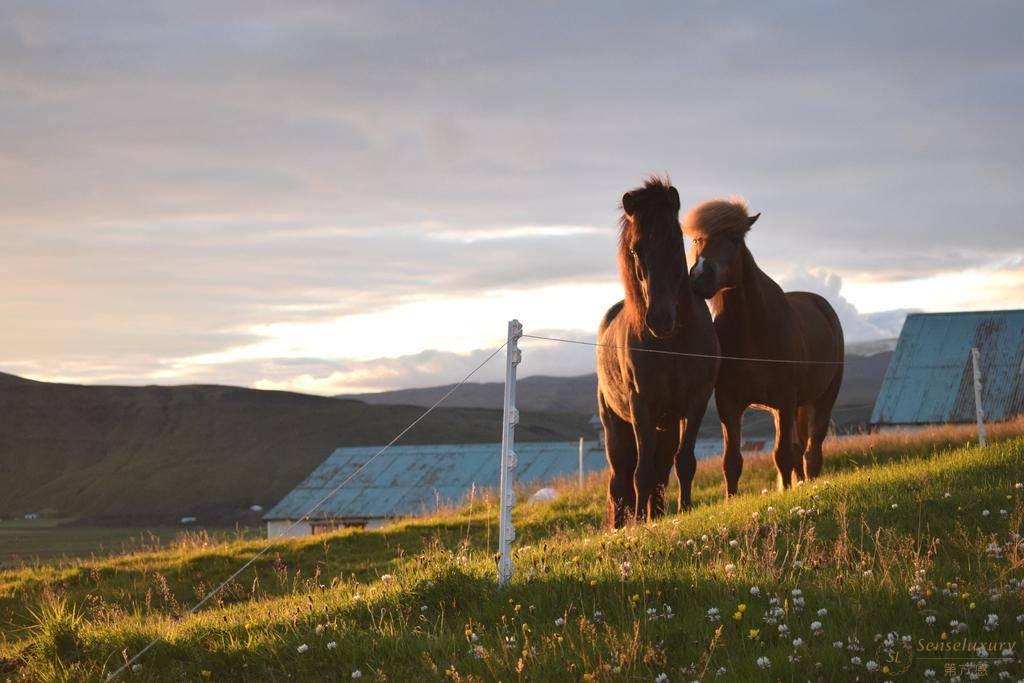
264 440 606 538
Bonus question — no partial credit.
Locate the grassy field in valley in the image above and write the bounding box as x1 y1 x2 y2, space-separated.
0 522 260 569
1 420 1023 681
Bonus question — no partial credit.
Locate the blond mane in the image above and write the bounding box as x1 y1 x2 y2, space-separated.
682 196 752 239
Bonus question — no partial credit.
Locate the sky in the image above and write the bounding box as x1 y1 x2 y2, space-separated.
2 2 1023 394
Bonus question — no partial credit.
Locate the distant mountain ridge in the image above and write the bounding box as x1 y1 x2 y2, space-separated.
341 349 895 419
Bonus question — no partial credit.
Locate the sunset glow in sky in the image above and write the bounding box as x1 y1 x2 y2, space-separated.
2 3 1022 395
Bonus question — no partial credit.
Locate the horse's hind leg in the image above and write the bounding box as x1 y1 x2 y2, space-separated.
772 401 798 490
600 395 638 528
791 407 810 483
677 397 709 511
805 373 842 479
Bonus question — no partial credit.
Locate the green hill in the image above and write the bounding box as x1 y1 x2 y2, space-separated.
1 421 1021 681
0 373 589 524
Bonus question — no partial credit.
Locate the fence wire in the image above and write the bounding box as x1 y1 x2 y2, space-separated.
104 341 508 682
522 333 847 365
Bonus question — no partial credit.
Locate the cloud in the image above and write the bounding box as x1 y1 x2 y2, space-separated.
777 269 908 343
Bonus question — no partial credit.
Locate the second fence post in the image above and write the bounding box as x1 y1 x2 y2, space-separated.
971 346 986 447
498 319 522 587
578 437 584 490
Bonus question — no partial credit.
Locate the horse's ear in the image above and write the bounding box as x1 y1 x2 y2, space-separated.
748 212 761 227
622 191 635 217
668 186 680 212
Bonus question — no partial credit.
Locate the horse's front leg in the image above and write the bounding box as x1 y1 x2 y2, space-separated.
649 425 677 519
677 396 710 511
629 394 657 524
718 394 746 498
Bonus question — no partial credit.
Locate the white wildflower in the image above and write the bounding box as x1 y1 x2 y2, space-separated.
327 641 337 650
756 656 770 669
297 644 309 654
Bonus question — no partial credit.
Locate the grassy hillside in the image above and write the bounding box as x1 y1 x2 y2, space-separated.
0 373 589 524
1 420 1022 681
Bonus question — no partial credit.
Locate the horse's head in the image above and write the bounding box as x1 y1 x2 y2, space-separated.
684 198 760 300
619 177 687 338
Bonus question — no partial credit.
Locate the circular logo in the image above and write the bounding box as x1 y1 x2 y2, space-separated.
875 639 915 677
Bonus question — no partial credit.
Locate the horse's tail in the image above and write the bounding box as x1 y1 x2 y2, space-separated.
599 300 626 337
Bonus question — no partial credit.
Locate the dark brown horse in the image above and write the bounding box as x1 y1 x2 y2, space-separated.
685 198 844 494
597 178 719 527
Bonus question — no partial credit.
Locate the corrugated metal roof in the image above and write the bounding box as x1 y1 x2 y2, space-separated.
265 441 608 521
870 310 1024 425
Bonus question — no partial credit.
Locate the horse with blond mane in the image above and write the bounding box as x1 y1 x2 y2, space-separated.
597 178 719 527
686 198 844 495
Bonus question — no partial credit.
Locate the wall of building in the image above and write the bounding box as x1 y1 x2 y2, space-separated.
266 519 313 538
266 518 391 538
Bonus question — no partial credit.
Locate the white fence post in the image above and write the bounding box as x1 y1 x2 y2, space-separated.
971 347 986 447
578 437 584 490
498 319 522 587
